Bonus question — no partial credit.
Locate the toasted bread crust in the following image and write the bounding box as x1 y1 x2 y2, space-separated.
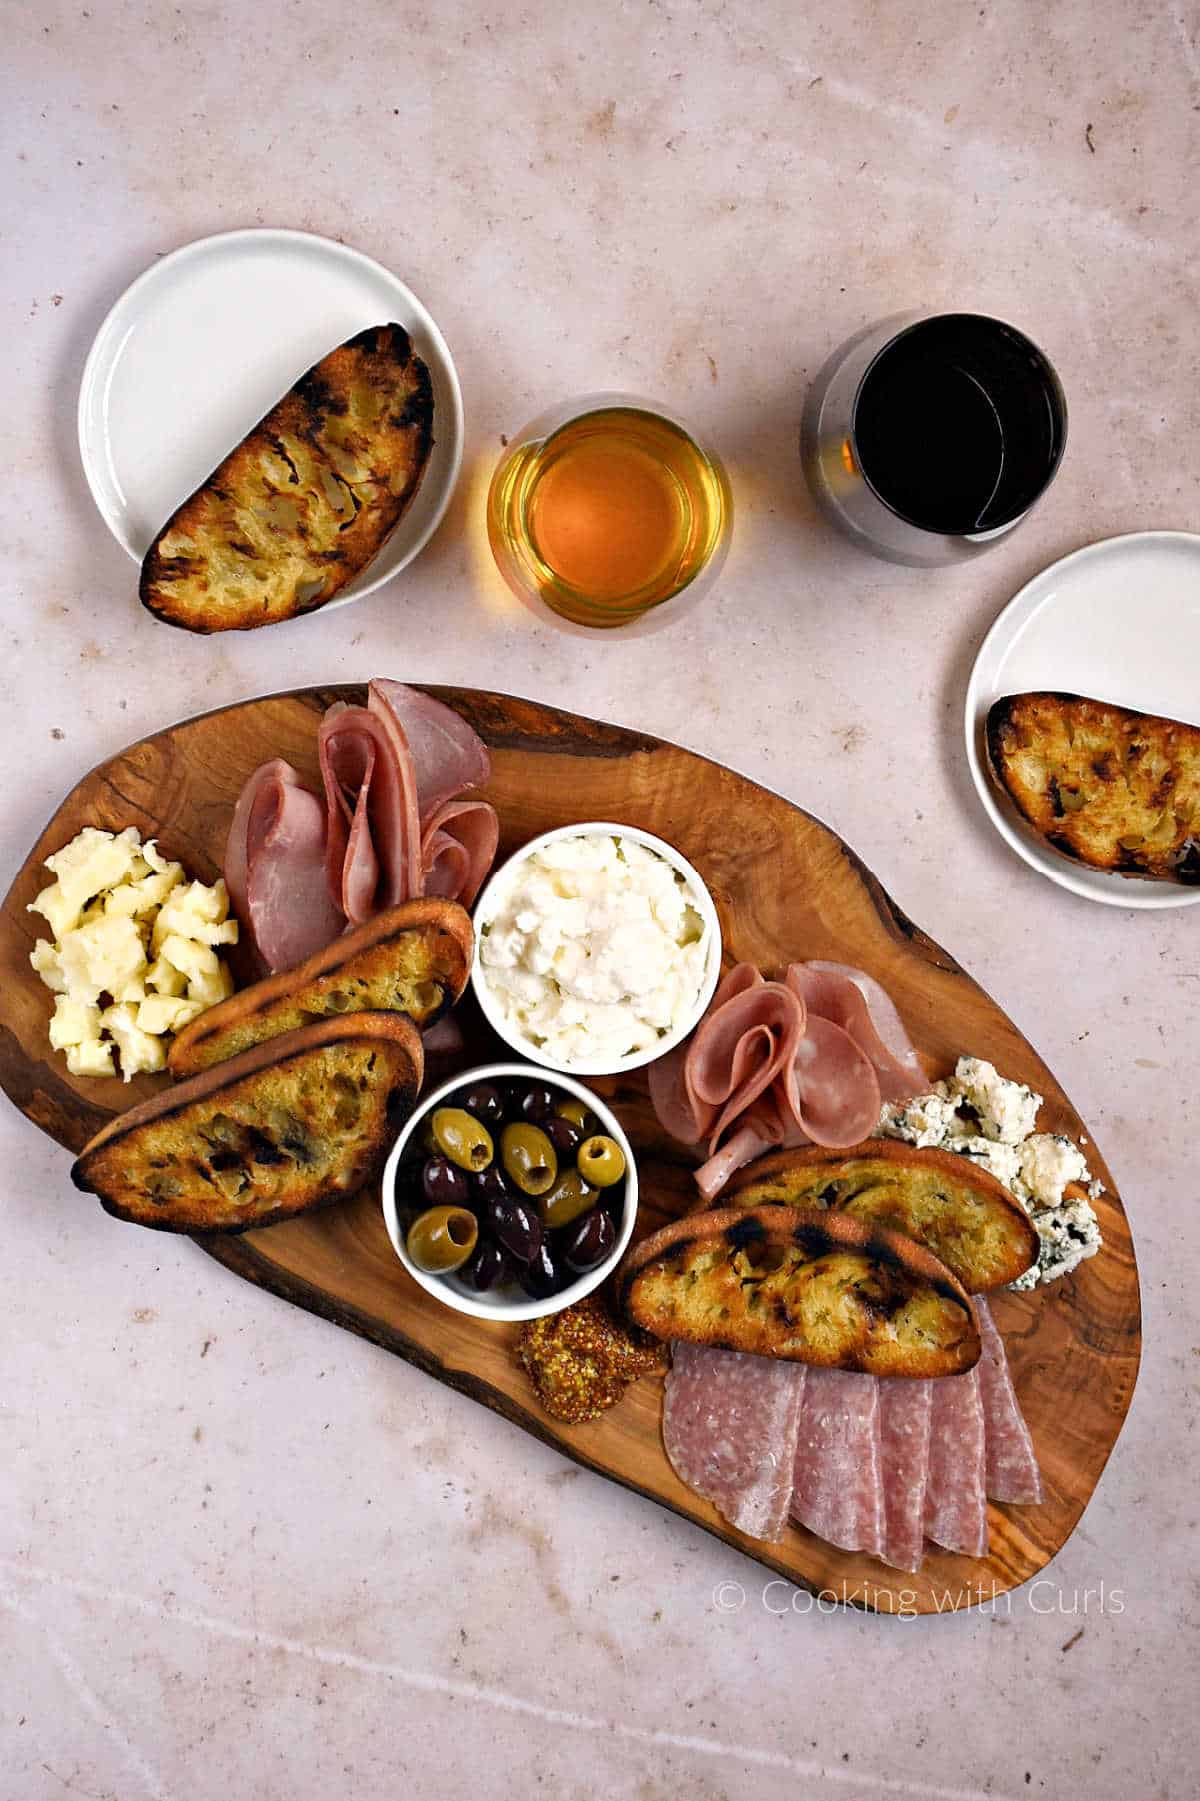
169 899 472 1076
719 1141 1038 1293
72 1013 422 1233
140 324 434 633
617 1205 979 1377
987 691 1200 883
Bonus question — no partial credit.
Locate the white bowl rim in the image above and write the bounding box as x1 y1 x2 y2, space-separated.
469 820 722 1077
381 1060 639 1323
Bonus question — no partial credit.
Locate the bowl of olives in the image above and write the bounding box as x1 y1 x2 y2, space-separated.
381 1062 638 1321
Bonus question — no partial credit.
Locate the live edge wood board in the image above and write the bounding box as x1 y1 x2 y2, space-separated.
0 686 1141 1615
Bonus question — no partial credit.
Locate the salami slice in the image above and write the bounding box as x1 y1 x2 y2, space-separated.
878 1378 933 1573
975 1296 1044 1505
925 1367 988 1557
791 1368 885 1555
663 1342 807 1542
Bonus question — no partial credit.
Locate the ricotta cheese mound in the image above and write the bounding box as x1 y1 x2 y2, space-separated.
478 832 708 1066
28 825 237 1080
877 1054 1103 1289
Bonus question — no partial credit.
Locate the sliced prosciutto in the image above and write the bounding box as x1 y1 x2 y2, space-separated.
975 1296 1043 1505
925 1366 988 1557
663 1343 807 1542
786 961 927 1103
420 798 501 908
791 1369 885 1556
223 760 344 974
877 1379 932 1573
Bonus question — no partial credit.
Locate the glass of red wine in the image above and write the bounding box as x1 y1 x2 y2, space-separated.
800 312 1067 567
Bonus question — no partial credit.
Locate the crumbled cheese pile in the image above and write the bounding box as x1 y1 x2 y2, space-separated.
28 825 237 1080
479 832 708 1066
878 1054 1103 1288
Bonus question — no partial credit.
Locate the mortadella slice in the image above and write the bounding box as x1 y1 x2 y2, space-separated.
975 1296 1044 1505
786 1016 883 1148
787 962 928 1103
224 760 344 974
791 1368 886 1555
878 1378 933 1573
925 1366 988 1557
663 1342 807 1542
420 797 500 908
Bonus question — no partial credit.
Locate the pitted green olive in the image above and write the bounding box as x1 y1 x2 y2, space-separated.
577 1134 626 1188
500 1123 557 1196
553 1098 592 1133
430 1107 494 1171
406 1205 478 1274
540 1167 598 1230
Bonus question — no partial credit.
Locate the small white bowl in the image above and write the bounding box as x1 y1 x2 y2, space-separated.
381 1062 638 1322
469 822 722 1078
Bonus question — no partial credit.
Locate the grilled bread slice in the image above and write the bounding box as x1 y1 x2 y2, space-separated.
140 324 434 633
617 1206 979 1377
986 691 1200 884
73 1013 422 1233
169 899 472 1076
718 1142 1037 1293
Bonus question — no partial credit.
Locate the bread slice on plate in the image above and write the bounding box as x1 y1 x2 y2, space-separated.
617 1205 980 1377
73 1012 423 1234
718 1141 1038 1293
986 691 1200 884
169 899 472 1076
140 324 434 633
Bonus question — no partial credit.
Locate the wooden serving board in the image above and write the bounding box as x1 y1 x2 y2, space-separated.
0 686 1141 1614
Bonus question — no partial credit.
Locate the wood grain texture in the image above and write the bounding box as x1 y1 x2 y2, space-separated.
0 685 1141 1614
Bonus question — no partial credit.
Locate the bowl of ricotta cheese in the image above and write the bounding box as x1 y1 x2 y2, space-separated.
470 822 722 1077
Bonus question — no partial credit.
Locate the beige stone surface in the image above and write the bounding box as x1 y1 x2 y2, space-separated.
2 2 1198 1796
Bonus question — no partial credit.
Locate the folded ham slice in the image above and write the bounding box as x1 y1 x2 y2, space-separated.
925 1366 989 1557
975 1296 1044 1505
370 679 491 818
223 760 344 975
420 798 501 909
791 1369 886 1556
663 1342 807 1542
878 1379 933 1573
319 705 423 921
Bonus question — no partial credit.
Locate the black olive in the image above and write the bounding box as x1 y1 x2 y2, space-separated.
518 1084 558 1123
543 1115 583 1158
422 1156 469 1207
519 1239 562 1299
466 1239 516 1292
459 1082 505 1127
562 1206 616 1274
473 1162 513 1202
484 1193 542 1265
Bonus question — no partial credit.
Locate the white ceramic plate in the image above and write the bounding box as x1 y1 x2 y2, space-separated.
965 531 1200 909
78 228 463 609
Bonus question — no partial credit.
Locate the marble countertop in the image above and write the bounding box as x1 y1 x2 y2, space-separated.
4 3 1197 1797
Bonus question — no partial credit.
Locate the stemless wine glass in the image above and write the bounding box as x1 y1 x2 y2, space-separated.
487 393 733 629
800 312 1067 568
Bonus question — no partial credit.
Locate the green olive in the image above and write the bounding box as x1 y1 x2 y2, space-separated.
540 1167 598 1230
577 1134 626 1188
553 1098 592 1132
429 1107 494 1171
406 1205 478 1274
500 1122 558 1197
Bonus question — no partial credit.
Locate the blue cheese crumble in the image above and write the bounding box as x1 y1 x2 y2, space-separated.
877 1055 1102 1289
